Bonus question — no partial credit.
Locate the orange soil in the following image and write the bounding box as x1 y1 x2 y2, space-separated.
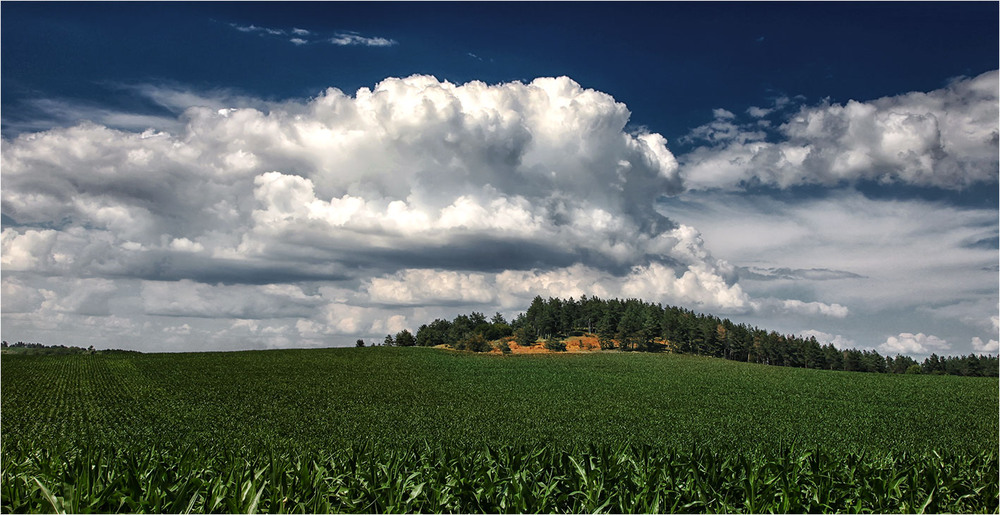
487 334 675 354
489 334 606 354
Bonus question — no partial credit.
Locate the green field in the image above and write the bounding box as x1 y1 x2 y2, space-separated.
2 347 998 513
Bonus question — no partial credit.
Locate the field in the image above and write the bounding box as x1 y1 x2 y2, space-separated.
2 347 998 513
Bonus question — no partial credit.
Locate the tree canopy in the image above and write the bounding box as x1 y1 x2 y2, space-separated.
414 295 998 378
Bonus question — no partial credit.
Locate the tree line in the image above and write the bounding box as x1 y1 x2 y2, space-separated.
404 296 998 377
1 341 139 355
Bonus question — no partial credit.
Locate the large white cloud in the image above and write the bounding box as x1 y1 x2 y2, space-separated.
3 75 764 349
3 74 991 352
2 75 685 279
681 70 998 190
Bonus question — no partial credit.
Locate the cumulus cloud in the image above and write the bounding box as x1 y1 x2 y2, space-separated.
681 70 999 190
0 74 858 349
2 76 686 279
971 337 999 353
879 332 950 355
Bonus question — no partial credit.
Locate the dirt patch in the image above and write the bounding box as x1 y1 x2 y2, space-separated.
489 334 607 354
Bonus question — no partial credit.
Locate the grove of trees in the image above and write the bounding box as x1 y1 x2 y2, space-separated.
412 296 999 377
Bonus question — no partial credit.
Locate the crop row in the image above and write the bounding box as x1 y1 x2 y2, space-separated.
3 350 996 457
3 442 997 514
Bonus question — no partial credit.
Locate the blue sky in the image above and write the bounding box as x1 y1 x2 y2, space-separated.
2 2 997 355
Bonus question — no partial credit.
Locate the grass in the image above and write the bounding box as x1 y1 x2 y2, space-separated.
2 347 998 512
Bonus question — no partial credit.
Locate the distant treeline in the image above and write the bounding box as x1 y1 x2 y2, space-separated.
1 341 140 356
411 296 999 377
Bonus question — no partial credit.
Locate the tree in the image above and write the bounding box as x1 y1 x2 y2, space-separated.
416 319 451 347
395 329 416 347
638 309 661 352
596 313 617 350
486 312 513 341
617 304 644 351
355 339 365 348
383 334 395 347
514 326 535 347
544 335 566 352
456 333 490 352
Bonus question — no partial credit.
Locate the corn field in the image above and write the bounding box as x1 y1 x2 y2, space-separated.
2 347 997 513
3 443 997 513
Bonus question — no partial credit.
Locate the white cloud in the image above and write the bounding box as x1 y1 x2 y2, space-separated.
880 332 950 355
230 23 284 36
40 278 118 316
5 74 990 352
368 269 497 306
289 38 308 46
141 281 323 319
329 32 396 47
971 337 999 353
659 188 996 355
363 260 846 318
0 75 696 346
712 108 735 120
800 329 856 349
774 299 849 318
746 106 772 118
1 278 46 313
681 70 999 190
661 190 998 312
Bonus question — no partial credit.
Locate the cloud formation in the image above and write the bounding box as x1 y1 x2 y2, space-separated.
329 32 396 47
681 71 999 190
6 75 841 349
971 337 999 353
800 329 857 350
227 23 395 48
879 332 950 355
3 74 992 351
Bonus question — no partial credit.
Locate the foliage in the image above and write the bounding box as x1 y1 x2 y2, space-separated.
355 339 365 348
513 327 535 347
544 336 567 352
502 296 999 377
0 341 134 356
454 333 490 353
394 329 416 347
3 442 996 514
2 348 997 513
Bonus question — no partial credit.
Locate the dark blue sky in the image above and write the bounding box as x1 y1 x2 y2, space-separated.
3 2 997 143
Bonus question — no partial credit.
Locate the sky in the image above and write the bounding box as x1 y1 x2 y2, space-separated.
1 2 997 356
